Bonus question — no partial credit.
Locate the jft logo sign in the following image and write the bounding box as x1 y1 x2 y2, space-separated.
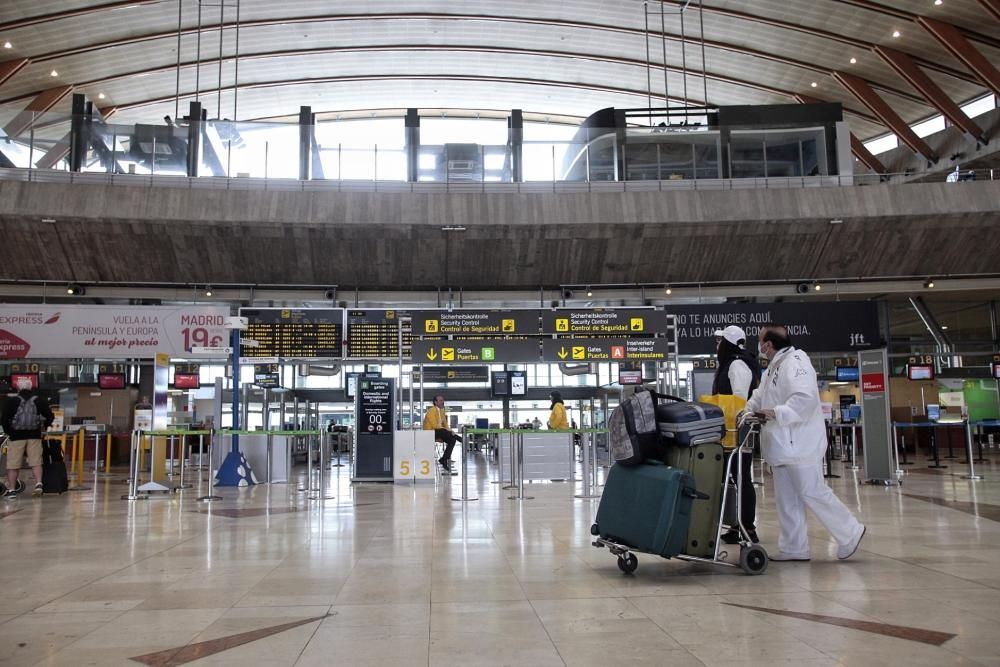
848 333 869 347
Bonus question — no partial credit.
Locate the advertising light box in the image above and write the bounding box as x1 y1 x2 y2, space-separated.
98 373 126 389
907 364 934 381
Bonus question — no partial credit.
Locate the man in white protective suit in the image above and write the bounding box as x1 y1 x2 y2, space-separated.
745 324 866 562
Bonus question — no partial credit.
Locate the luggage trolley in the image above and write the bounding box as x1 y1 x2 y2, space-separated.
592 415 769 575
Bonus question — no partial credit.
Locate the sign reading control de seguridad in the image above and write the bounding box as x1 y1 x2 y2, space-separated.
413 310 540 335
541 309 667 335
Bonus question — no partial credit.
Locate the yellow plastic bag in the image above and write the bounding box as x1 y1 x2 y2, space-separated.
698 394 747 447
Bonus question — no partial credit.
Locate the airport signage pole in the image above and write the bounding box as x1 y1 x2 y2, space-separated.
859 348 897 485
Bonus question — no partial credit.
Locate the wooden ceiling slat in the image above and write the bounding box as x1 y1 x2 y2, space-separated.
919 17 1000 97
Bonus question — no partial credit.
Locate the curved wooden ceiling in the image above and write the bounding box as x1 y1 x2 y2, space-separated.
0 0 996 144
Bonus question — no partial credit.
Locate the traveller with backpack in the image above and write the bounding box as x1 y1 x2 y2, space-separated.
2 377 55 499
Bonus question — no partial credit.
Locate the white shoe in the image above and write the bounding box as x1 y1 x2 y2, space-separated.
768 552 810 562
837 525 866 560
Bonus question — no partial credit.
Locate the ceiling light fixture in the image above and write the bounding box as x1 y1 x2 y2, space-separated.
934 0 942 5
664 285 672 295
66 284 85 296
941 325 949 330
924 279 935 289
98 93 106 100
2 42 11 49
849 57 857 64
50 69 58 77
810 82 818 88
814 283 822 291
204 286 213 297
586 286 593 297
892 30 901 38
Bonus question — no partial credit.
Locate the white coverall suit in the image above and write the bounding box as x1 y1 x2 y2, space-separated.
746 346 864 558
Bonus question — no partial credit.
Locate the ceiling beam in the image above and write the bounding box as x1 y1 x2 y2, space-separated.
0 1 160 32
917 17 1000 96
873 46 987 144
34 106 118 170
831 0 1000 49
0 58 29 90
980 0 1000 23
832 72 937 162
849 134 887 174
2 85 73 139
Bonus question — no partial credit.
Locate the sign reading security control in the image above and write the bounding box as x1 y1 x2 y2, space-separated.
411 340 539 363
542 338 672 362
413 310 540 336
541 309 668 335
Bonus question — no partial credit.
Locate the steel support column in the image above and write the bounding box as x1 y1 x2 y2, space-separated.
298 105 313 181
509 109 523 183
405 108 419 182
186 101 203 178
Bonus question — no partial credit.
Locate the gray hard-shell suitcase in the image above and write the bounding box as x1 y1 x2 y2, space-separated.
593 461 701 558
664 441 726 557
655 397 726 447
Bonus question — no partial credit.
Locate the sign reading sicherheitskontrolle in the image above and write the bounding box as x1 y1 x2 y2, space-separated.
541 309 669 335
412 310 541 336
0 305 230 359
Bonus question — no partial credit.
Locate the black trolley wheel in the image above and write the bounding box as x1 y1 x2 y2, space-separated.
740 545 768 575
617 553 638 574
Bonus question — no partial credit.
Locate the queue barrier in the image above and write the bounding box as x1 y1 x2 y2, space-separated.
892 421 983 481
460 428 609 503
123 429 213 500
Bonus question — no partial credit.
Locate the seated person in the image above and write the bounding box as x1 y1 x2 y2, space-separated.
422 394 461 471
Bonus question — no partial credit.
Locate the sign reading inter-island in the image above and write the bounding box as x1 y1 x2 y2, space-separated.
413 310 541 336
541 309 668 335
541 338 672 362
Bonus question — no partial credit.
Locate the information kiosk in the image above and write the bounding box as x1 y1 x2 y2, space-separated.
353 377 395 481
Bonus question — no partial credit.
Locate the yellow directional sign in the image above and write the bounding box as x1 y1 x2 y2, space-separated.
441 347 455 361
502 319 515 332
557 347 569 359
572 346 586 360
426 349 438 361
542 338 671 361
556 318 569 332
630 318 644 332
425 319 439 333
411 340 540 362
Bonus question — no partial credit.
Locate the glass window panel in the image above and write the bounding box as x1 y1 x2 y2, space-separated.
729 133 766 178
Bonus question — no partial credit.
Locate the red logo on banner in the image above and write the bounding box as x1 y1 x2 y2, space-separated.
0 329 31 359
862 372 885 393
44 312 61 324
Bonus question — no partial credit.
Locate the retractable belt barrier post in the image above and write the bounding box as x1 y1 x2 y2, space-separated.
575 430 600 499
452 426 478 502
962 421 984 481
197 432 222 502
121 429 212 500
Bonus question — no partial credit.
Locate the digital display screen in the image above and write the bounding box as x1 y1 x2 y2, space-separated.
835 366 859 382
173 373 200 389
346 373 359 399
346 310 409 358
491 371 509 397
619 369 644 385
98 373 126 389
9 373 38 391
993 363 1000 379
907 364 934 381
509 370 527 396
927 404 941 421
240 308 343 358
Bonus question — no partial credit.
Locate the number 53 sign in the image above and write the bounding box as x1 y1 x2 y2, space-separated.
394 430 438 483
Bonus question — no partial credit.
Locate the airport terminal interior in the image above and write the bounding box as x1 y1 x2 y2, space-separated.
1 1 1000 665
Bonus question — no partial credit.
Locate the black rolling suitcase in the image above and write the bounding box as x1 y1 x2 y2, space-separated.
655 396 726 447
41 439 68 494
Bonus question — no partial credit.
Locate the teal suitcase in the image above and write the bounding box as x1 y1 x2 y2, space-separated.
593 461 699 558
664 442 726 557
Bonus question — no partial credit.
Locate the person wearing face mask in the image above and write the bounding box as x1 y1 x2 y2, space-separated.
711 325 762 544
745 324 866 562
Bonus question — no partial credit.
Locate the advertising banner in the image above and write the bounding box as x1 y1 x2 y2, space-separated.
668 302 880 355
0 305 229 359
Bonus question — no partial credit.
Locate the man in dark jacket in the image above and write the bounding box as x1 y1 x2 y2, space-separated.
712 325 762 544
2 379 55 498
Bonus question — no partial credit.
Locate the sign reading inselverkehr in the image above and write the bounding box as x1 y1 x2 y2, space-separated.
542 338 672 362
412 310 540 335
541 309 668 335
411 339 539 363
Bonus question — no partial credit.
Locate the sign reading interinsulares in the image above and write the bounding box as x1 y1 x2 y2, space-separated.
668 302 880 355
0 305 229 359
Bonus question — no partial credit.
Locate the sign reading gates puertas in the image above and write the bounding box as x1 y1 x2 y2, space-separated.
667 302 880 355
0 305 229 359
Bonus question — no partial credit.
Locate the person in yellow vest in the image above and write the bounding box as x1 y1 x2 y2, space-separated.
547 391 569 430
423 394 461 471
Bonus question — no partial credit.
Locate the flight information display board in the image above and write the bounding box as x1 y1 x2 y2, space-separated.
240 309 343 359
346 310 410 358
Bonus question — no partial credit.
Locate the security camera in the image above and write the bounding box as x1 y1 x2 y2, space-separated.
795 283 810 294
562 288 573 299
323 289 336 301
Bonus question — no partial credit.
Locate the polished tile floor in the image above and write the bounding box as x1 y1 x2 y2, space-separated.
2 448 999 666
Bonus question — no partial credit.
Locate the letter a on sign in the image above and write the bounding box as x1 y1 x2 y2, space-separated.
611 346 625 359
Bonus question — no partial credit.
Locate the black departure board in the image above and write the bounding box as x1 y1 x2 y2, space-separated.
346 310 411 358
240 309 344 358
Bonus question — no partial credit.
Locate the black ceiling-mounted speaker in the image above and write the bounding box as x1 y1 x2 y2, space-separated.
795 283 810 294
